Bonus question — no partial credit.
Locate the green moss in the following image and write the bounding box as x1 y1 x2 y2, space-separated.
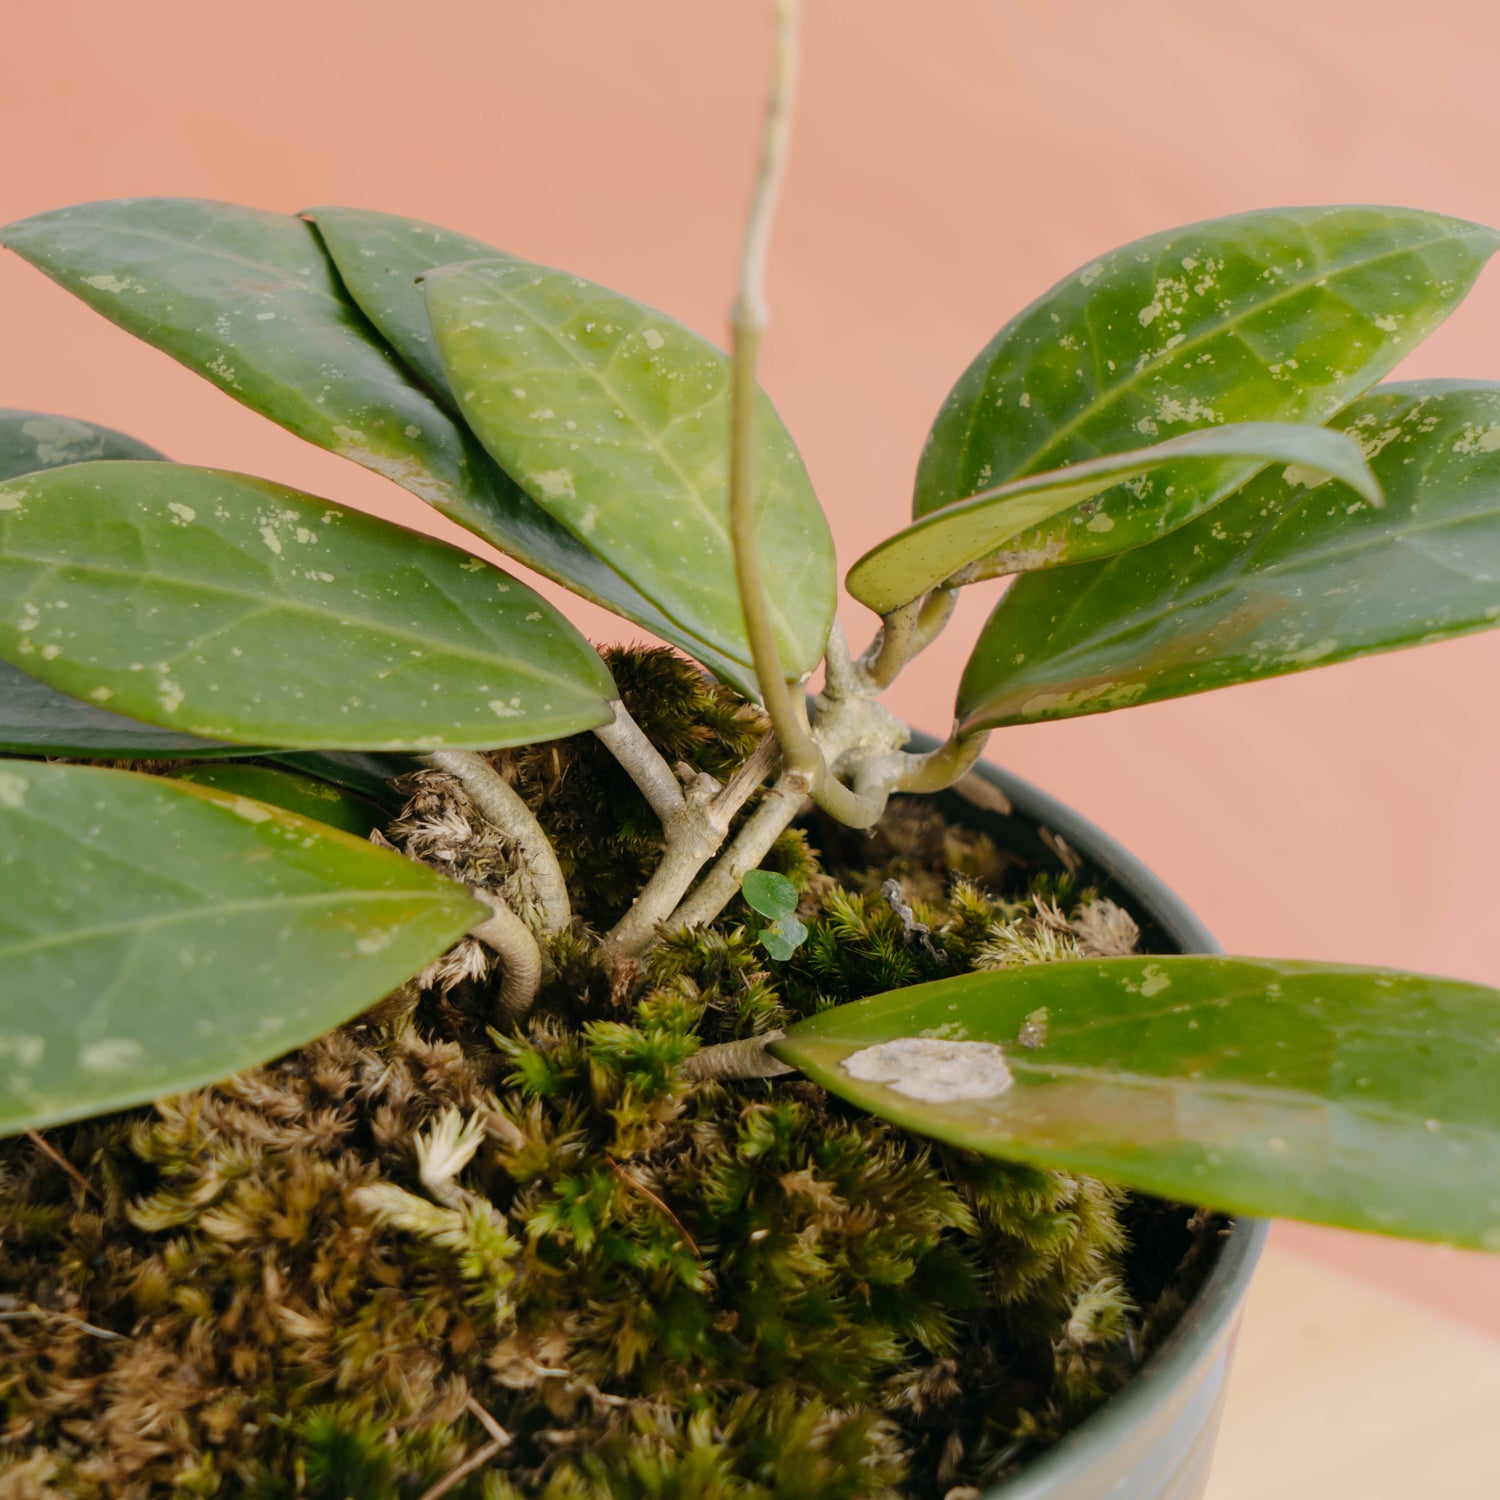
0 650 1219 1498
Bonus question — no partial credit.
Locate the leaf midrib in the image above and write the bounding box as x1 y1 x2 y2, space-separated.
0 546 597 704
449 269 803 658
0 887 467 966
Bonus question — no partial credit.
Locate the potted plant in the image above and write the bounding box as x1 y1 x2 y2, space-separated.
2 3 1498 1495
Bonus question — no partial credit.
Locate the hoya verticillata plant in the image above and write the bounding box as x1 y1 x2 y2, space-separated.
5 9 1500 1445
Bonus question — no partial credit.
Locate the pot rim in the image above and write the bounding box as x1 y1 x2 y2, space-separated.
929 751 1269 1495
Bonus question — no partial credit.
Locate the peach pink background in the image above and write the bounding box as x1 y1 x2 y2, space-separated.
3 2 1497 1328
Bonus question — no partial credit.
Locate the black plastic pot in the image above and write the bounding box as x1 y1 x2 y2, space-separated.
917 752 1267 1500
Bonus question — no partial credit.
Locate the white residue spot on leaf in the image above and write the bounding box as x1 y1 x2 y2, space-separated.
0 1035 44 1066
641 327 665 350
79 1037 146 1074
1139 964 1171 997
83 273 132 294
167 503 196 524
842 1037 1014 1104
0 770 28 808
531 469 576 500
259 525 283 555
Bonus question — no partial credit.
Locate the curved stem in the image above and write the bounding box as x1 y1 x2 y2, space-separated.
896 728 991 794
862 601 921 689
682 1032 796 1082
468 891 543 1023
420 750 570 935
729 0 822 793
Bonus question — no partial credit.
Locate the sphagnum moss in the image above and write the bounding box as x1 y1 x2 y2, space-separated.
0 651 1219 1500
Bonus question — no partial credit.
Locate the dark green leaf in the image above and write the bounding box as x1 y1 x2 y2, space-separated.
958 382 1500 730
773 956 1500 1249
306 205 510 400
0 460 616 749
0 199 751 689
0 410 250 757
847 422 1377 614
742 868 798 920
424 258 836 678
916 207 1498 573
168 763 382 836
267 751 417 804
0 657 254 757
0 407 163 481
0 762 483 1136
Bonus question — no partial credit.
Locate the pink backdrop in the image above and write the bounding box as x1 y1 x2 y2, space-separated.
3 1 1497 1328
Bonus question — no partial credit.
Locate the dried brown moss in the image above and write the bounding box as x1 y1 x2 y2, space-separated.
0 650 1222 1500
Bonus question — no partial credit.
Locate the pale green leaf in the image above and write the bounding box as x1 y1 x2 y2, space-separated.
848 421 1377 614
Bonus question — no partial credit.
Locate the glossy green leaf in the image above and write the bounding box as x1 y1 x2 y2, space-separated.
916 207 1498 573
0 407 163 480
958 382 1500 731
742 868 798 920
0 199 751 689
848 422 1377 615
0 409 248 757
0 762 483 1136
0 460 616 749
0 657 253 757
773 956 1500 1248
306 205 510 399
168 763 382 836
424 258 836 678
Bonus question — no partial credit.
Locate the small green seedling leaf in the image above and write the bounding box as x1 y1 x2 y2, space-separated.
0 762 484 1136
0 461 616 749
423 257 836 679
759 913 809 963
0 199 752 690
958 381 1500 731
168 763 382 837
847 421 1377 614
742 869 799 921
916 206 1499 572
772 956 1500 1249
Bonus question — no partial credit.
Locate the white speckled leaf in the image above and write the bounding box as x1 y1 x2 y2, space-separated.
0 200 753 690
774 956 1500 1249
917 207 1498 573
0 762 483 1136
846 421 1377 615
0 410 248 755
957 383 1500 731
424 258 836 678
0 407 164 481
0 461 616 750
